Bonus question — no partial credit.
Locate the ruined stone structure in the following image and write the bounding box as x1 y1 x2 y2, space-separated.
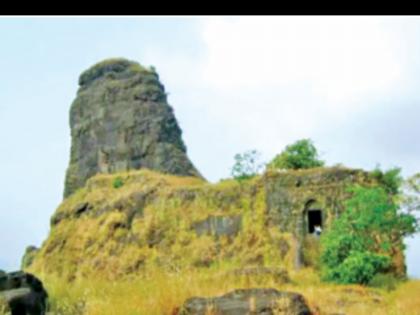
264 168 376 269
64 58 201 197
25 58 406 281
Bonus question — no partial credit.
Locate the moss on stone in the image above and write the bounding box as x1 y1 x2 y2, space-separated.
78 58 150 86
29 166 406 282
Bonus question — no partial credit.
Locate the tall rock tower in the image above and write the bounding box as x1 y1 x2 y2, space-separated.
63 58 201 197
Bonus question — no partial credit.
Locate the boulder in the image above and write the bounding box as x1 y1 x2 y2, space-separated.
178 288 312 315
0 271 48 315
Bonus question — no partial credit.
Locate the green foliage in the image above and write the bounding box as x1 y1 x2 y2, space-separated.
268 139 324 170
231 150 264 181
371 166 403 195
322 250 390 285
320 185 417 285
112 177 124 189
403 173 420 213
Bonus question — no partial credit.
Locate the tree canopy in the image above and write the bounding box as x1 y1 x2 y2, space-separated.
268 139 324 170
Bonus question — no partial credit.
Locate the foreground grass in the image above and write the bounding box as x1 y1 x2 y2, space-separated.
34 268 420 315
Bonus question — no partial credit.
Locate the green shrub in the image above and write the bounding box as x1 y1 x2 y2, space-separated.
268 139 324 170
113 177 124 189
322 251 390 285
320 185 417 285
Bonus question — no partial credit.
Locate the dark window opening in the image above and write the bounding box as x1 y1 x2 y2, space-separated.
307 210 322 234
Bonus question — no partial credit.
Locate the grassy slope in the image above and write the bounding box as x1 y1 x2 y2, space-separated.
29 170 296 281
25 169 419 314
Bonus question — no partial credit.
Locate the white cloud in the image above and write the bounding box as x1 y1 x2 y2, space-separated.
174 16 413 166
132 17 417 180
199 16 403 104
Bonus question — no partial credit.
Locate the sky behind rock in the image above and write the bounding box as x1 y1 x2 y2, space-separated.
0 16 419 277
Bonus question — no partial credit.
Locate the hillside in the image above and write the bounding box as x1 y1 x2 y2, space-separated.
23 168 418 314
12 58 416 315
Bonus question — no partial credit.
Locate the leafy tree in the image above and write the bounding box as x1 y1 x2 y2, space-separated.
371 166 403 195
268 139 324 170
320 185 418 285
231 150 264 181
403 173 420 213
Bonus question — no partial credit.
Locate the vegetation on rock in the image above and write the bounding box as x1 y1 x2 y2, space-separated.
31 167 387 283
268 139 325 170
30 169 297 281
371 166 403 195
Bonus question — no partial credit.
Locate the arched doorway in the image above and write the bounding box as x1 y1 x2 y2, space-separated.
304 200 323 235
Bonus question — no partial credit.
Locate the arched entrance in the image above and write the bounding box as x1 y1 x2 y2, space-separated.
304 199 323 235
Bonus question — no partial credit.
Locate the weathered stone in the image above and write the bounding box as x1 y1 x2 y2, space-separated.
178 288 312 315
0 271 48 315
263 167 378 270
63 58 202 197
193 215 242 237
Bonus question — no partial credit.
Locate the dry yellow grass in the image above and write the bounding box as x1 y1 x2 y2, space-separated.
34 268 420 315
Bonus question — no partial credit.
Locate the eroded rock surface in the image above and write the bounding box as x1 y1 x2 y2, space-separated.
64 58 202 197
178 288 312 315
193 215 242 237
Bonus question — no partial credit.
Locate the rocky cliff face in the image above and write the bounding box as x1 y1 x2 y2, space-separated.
64 58 201 197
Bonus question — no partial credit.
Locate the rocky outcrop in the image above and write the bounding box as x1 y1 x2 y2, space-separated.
178 288 312 315
0 271 48 315
64 58 202 197
21 246 39 270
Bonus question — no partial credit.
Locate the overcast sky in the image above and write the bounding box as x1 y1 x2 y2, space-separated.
0 16 419 277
